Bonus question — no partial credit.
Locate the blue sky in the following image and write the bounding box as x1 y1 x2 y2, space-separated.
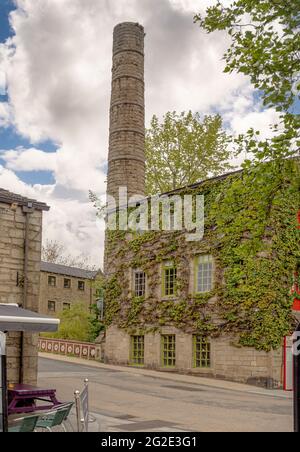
0 0 15 42
0 0 56 185
0 0 298 265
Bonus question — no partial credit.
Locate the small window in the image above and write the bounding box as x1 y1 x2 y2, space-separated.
63 303 71 311
195 255 214 293
130 336 144 366
48 276 56 287
161 335 176 367
193 336 211 368
64 278 71 289
48 301 56 312
134 271 146 297
163 262 177 297
78 281 85 291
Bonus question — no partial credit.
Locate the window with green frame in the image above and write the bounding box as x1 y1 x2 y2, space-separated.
161 335 176 367
134 270 146 297
162 262 177 297
193 335 211 368
130 336 144 366
195 255 214 293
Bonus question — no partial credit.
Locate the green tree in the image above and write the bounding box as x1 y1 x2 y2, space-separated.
195 0 300 163
145 111 232 194
46 303 103 342
88 303 104 341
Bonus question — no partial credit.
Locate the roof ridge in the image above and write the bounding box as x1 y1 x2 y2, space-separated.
40 261 101 279
0 187 50 211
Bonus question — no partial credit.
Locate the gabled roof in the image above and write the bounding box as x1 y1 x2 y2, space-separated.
40 261 100 280
0 188 50 211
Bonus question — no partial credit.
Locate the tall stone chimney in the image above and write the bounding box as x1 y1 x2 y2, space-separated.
107 22 146 201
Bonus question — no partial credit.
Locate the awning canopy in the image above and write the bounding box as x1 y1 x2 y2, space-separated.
0 304 60 333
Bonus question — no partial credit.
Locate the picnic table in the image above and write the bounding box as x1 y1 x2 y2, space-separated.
8 384 61 415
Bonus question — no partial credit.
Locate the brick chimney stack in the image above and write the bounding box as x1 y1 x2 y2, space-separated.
107 22 146 201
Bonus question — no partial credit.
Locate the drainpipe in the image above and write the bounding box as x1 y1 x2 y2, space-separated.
90 284 93 312
19 203 34 383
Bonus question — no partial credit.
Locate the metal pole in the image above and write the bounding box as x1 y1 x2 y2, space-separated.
84 378 89 414
74 390 81 433
0 332 8 433
84 378 89 432
293 323 300 432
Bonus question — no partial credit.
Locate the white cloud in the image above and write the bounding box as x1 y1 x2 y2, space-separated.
0 166 103 266
0 0 280 266
230 108 280 139
1 147 57 172
0 102 11 127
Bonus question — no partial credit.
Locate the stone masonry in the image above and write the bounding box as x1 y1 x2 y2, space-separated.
107 22 145 201
39 262 100 316
103 24 286 389
105 326 282 388
0 190 49 384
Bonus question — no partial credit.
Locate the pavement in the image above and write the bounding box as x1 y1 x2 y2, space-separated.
38 353 293 432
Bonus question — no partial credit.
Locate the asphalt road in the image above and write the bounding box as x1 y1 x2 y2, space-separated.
38 357 293 432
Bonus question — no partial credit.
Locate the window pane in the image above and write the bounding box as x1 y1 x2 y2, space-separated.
64 279 71 288
130 336 144 366
193 336 211 368
134 271 146 297
196 256 213 293
164 264 177 296
48 276 56 287
48 301 56 312
78 281 85 291
161 335 176 367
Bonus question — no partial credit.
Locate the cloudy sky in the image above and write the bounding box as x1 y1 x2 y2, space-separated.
0 0 281 268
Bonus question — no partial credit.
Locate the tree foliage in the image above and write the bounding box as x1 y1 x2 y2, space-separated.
105 160 299 351
145 111 233 194
45 303 103 343
195 0 300 163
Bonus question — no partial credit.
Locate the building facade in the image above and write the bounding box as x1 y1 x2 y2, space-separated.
103 23 300 388
0 188 49 384
39 262 101 316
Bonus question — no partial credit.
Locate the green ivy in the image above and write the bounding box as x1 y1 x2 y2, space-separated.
104 160 300 352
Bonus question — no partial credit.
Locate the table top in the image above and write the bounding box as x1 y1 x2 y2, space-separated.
8 384 56 396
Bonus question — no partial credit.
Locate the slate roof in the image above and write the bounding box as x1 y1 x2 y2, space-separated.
0 188 50 211
40 261 100 280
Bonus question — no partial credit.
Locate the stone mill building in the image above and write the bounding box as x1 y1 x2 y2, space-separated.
0 189 49 384
104 23 300 388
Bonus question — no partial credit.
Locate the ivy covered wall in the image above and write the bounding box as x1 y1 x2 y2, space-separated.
104 160 300 352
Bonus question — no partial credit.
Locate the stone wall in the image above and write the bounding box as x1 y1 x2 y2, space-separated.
105 325 283 388
0 202 43 384
103 22 291 389
107 22 145 200
38 337 98 361
39 272 95 316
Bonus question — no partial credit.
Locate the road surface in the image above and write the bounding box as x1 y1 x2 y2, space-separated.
38 357 293 432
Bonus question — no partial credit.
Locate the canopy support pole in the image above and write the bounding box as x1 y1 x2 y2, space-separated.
0 332 8 432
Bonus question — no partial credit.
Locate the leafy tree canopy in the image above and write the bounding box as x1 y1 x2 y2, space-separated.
145 111 232 194
45 303 103 343
195 0 300 163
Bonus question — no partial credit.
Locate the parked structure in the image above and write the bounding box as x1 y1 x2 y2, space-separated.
0 188 49 384
39 262 101 316
103 23 299 388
